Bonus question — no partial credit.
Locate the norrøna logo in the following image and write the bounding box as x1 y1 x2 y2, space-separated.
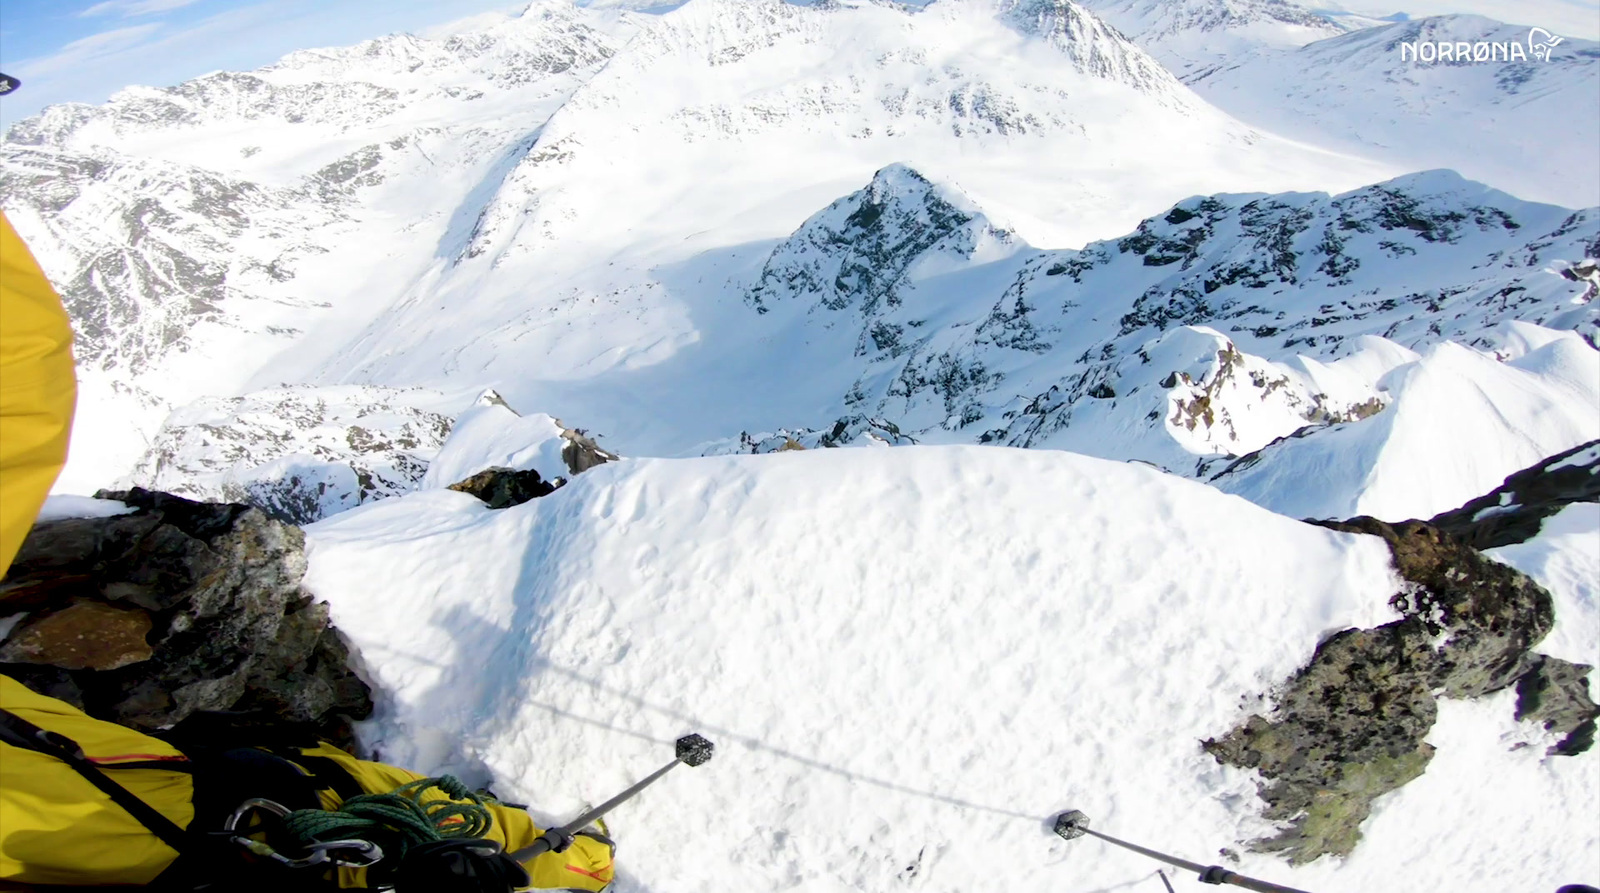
1399 27 1564 63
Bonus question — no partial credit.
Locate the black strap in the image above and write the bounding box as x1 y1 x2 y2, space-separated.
285 751 366 802
0 706 193 855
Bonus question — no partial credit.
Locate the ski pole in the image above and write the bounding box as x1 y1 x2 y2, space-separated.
1053 810 1313 893
508 733 715 862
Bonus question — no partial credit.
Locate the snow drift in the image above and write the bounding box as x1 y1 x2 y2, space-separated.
1212 333 1600 521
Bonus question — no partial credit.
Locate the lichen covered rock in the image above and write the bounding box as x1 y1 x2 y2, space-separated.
0 488 371 746
1206 516 1576 864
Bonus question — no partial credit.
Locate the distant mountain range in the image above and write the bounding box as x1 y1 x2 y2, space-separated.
0 0 1593 524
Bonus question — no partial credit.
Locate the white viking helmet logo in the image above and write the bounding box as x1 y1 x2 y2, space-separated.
1528 28 1564 61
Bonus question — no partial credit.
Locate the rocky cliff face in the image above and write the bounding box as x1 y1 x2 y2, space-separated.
0 490 371 746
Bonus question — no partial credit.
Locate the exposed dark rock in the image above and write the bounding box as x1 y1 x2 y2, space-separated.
447 466 559 509
99 487 253 540
1429 439 1600 549
1206 516 1569 864
560 427 618 476
0 489 371 747
1204 618 1441 863
1516 655 1600 757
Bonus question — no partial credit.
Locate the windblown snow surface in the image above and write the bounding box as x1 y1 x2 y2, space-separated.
1211 327 1600 521
306 446 1597 892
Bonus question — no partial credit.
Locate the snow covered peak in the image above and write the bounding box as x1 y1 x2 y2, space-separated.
996 0 1184 88
748 164 1017 317
720 166 1595 481
1080 0 1337 39
1076 0 1341 78
1186 15 1600 206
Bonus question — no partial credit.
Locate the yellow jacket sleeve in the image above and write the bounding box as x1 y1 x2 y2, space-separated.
0 211 77 576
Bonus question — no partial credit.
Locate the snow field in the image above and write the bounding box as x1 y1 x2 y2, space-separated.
301 444 1598 892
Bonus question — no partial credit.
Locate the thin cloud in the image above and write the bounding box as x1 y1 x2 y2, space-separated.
79 0 207 18
15 23 163 78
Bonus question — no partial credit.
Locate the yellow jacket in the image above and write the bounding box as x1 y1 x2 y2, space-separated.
0 211 76 576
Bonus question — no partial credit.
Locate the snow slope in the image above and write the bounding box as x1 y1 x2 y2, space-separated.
1077 0 1346 78
1490 502 1600 669
303 445 1597 892
1211 332 1600 521
1187 15 1600 208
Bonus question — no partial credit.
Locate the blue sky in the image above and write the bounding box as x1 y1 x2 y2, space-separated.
0 0 1596 130
0 0 526 127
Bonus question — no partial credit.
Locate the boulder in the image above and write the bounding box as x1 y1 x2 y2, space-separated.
0 601 154 671
1516 655 1600 757
560 426 617 475
447 466 559 509
0 488 371 747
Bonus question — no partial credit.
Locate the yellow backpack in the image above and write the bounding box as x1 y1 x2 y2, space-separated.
0 675 614 891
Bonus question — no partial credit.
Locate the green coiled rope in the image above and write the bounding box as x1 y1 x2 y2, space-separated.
280 775 495 860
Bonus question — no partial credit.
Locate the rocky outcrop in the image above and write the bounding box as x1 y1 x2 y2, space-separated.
1205 515 1594 864
448 466 559 509
0 489 371 747
129 385 456 526
1429 439 1600 549
559 426 617 475
1517 655 1600 757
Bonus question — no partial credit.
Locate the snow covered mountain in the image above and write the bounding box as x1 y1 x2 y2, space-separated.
0 0 635 492
1077 0 1346 77
716 166 1599 506
2 2 1598 889
4 0 1417 494
1186 15 1600 208
108 161 1598 525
